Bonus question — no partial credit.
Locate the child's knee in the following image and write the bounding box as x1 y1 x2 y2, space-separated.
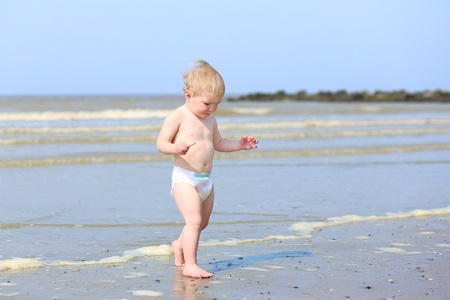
201 221 209 230
187 216 203 229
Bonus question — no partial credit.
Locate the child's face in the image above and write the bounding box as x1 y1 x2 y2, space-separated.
186 90 221 119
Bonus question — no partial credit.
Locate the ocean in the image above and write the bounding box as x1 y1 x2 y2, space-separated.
1 95 449 272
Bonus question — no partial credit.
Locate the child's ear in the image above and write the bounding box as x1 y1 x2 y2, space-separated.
185 90 191 101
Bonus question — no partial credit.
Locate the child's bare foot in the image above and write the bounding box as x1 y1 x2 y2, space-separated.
182 264 214 278
171 240 185 267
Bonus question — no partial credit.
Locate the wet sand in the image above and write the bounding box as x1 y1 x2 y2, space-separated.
1 215 448 299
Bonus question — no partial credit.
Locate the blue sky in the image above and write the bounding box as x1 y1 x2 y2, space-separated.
1 0 449 95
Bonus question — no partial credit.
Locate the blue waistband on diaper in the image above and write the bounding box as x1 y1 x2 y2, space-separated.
194 173 210 178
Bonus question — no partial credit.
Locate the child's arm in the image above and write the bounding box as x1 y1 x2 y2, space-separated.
157 111 191 155
213 121 258 152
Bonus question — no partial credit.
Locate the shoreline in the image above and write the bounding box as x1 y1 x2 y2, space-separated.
1 215 448 299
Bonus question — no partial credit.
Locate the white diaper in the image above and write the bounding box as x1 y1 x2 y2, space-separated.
171 166 213 201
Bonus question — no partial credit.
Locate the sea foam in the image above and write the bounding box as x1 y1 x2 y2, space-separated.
0 244 172 272
290 207 450 238
0 258 44 271
122 245 173 260
129 290 164 297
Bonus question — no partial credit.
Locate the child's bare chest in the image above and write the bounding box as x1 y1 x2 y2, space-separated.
178 117 214 141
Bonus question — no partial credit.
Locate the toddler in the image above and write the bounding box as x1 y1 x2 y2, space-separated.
157 60 258 278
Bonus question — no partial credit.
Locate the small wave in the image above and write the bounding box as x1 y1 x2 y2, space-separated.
218 118 450 130
0 107 275 122
3 128 449 147
2 118 449 137
219 107 275 115
0 154 171 168
1 207 448 272
0 245 172 272
1 144 449 168
0 135 158 146
222 128 450 141
0 124 161 135
215 143 450 160
290 206 450 238
0 258 45 271
0 109 171 121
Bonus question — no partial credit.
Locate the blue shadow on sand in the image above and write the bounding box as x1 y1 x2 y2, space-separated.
205 250 312 273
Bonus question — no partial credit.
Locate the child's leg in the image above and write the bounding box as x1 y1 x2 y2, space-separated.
173 183 214 278
201 185 214 230
172 185 214 267
172 227 187 267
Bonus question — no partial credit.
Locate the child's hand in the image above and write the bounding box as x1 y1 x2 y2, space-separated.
240 136 258 150
175 142 191 155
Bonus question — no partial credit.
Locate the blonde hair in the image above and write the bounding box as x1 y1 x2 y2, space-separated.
182 60 225 101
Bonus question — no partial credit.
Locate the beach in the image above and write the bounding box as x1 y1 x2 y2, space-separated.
1 215 448 299
0 96 449 299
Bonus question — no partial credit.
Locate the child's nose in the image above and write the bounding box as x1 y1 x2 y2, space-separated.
209 105 218 112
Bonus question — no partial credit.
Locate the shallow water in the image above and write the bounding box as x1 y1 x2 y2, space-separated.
0 96 449 270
